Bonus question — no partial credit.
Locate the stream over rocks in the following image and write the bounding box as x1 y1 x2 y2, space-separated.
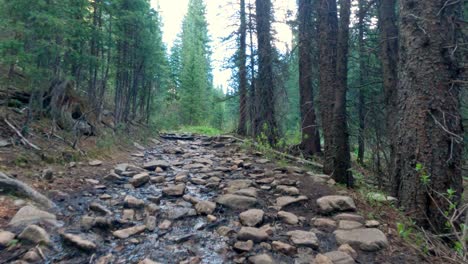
0 135 402 264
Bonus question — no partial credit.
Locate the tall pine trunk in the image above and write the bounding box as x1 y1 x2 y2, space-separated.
238 0 248 135
255 0 277 145
318 0 338 174
394 0 464 230
378 0 399 193
298 0 320 156
332 0 353 186
357 0 367 165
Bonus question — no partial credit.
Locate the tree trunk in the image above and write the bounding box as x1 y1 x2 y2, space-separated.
357 0 367 165
238 0 248 136
298 0 320 156
248 0 256 137
394 0 464 230
332 0 353 187
378 0 399 194
255 0 278 145
318 0 338 174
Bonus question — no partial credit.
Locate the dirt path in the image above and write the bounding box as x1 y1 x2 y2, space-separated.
0 135 424 264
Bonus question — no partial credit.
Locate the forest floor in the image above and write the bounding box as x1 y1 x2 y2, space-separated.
0 132 434 264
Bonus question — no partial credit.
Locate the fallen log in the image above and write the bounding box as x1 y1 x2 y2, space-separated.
0 172 56 210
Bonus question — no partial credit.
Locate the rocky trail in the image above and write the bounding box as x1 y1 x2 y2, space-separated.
0 135 421 264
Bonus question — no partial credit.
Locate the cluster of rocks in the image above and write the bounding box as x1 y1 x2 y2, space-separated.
0 135 391 264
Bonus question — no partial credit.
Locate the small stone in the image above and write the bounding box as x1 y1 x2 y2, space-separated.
146 203 160 214
144 160 170 171
324 251 355 264
286 230 319 248
145 216 157 231
195 201 216 215
276 196 308 209
277 211 299 225
207 215 217 222
338 244 358 259
260 242 271 250
85 179 99 185
151 176 166 184
42 168 54 181
162 184 186 196
233 240 254 252
365 220 380 228
158 220 172 230
334 228 389 251
217 226 235 237
89 202 112 215
248 254 274 264
314 254 333 264
272 241 296 255
276 185 300 196
18 225 50 244
89 160 103 166
0 231 15 247
122 209 135 221
234 188 258 198
333 213 364 223
237 227 269 242
316 196 356 214
130 173 150 187
9 206 57 227
239 209 264 227
124 195 145 208
100 194 112 200
338 220 364 230
23 250 41 262
217 194 257 210
113 225 146 239
313 218 337 229
104 172 122 182
61 233 96 251
114 163 129 174
139 258 161 264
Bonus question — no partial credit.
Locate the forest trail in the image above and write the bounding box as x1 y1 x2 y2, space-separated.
0 135 423 264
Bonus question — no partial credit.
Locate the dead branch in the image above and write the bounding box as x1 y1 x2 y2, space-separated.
4 118 41 151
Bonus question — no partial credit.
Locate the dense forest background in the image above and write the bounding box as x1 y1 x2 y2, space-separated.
0 0 467 250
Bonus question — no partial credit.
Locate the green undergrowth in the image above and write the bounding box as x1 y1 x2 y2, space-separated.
175 125 223 136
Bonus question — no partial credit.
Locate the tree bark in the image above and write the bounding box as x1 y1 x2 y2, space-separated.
357 0 368 165
238 0 248 136
378 0 399 194
394 0 464 230
318 0 338 174
332 0 353 187
298 0 320 156
255 0 278 145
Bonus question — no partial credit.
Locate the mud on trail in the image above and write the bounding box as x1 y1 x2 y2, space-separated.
0 135 425 264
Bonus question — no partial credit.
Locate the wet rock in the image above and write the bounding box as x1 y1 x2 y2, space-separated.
234 240 254 252
277 211 299 225
338 244 358 259
334 228 388 251
100 194 112 200
239 209 264 227
163 184 186 196
333 213 364 223
165 207 196 220
158 220 172 230
0 231 15 247
225 179 253 193
130 173 150 187
104 172 123 182
124 195 145 208
324 251 355 264
139 258 162 264
122 209 135 221
286 230 319 248
151 176 166 184
89 160 103 166
145 216 157 231
61 233 96 251
22 249 40 262
235 188 258 198
276 185 300 196
272 241 296 255
237 227 269 242
89 202 112 215
365 220 380 228
144 160 170 171
18 224 50 244
316 196 356 214
9 206 57 227
217 194 257 210
248 254 274 264
312 218 337 229
113 225 146 239
314 254 333 264
276 195 308 209
338 220 363 230
195 201 216 215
